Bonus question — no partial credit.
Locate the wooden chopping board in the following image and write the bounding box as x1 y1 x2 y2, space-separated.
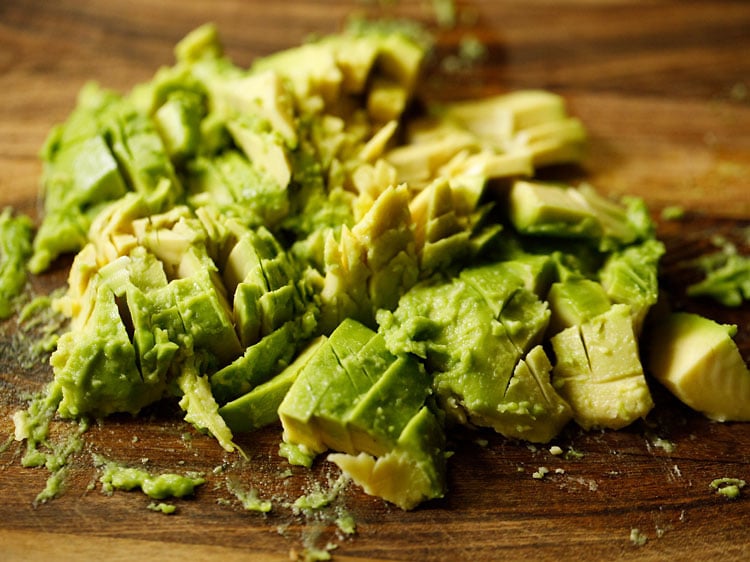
2 1 750 560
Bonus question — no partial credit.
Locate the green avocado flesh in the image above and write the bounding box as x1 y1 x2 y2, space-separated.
0 208 34 319
11 22 724 512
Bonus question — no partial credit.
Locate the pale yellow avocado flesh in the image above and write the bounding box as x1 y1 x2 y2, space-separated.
648 312 750 422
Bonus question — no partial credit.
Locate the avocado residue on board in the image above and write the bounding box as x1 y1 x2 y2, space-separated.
0 207 34 319
96 455 206 499
7 20 750 518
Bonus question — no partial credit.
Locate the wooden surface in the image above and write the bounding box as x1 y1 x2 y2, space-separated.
2 1 750 560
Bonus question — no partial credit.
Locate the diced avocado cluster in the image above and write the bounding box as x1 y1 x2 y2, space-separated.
20 23 740 512
276 319 443 510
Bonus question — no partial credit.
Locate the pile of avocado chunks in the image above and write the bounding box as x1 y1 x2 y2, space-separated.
26 23 731 510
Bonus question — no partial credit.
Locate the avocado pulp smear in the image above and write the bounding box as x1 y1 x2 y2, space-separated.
12 21 722 512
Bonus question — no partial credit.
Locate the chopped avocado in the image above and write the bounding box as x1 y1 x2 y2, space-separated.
318 184 418 333
176 355 236 453
345 341 432 456
219 336 326 433
509 180 653 251
379 259 568 442
171 267 242 364
547 278 611 335
328 405 446 510
0 208 34 318
598 238 664 334
50 281 162 418
154 89 205 162
30 84 182 273
510 180 601 240
551 304 653 430
500 345 573 442
409 178 501 277
279 319 384 456
648 312 750 421
210 321 301 404
439 89 587 167
460 343 573 443
18 22 717 516
187 151 290 228
278 319 443 509
687 250 750 307
174 22 224 64
227 116 292 189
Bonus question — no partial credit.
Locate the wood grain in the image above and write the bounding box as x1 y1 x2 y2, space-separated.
2 1 750 560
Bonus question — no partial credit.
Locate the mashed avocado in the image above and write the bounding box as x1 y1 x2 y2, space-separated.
98 457 205 499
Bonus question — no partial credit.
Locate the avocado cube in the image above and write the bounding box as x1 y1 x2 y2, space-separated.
227 118 291 189
154 90 204 161
171 268 241 364
499 288 551 353
509 180 600 239
495 254 556 297
258 284 297 336
233 281 263 347
460 262 550 352
599 239 664 335
126 285 180 385
551 304 653 430
459 261 528 317
64 135 129 205
327 317 378 364
476 345 572 443
547 278 611 335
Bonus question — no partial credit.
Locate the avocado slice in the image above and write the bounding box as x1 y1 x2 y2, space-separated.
219 336 327 433
648 312 750 421
210 321 300 404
